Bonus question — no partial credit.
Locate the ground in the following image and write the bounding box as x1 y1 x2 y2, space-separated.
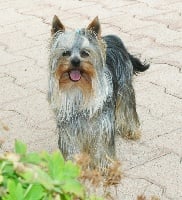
0 0 181 199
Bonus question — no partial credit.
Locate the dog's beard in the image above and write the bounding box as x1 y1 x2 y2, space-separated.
49 68 113 121
57 87 85 121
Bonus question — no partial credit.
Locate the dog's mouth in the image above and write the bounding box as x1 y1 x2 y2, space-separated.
69 70 81 82
56 64 93 84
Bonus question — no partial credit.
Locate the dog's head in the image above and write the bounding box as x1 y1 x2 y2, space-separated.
49 16 112 119
50 16 107 95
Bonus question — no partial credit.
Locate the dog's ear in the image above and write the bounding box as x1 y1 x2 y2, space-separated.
51 15 65 35
87 16 101 38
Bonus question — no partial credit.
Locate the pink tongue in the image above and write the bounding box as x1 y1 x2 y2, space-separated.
69 70 81 81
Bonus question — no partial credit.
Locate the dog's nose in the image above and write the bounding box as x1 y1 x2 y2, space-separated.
71 57 81 67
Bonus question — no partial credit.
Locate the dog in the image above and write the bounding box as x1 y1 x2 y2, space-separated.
48 16 149 171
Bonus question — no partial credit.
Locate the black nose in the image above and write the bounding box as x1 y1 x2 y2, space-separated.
71 57 80 67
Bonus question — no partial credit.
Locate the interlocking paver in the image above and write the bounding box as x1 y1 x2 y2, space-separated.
130 24 182 45
0 31 43 53
153 50 182 70
145 12 182 31
145 128 182 158
2 92 51 127
0 76 35 105
0 49 23 66
128 153 182 199
102 14 156 32
0 0 181 199
0 60 46 86
118 3 170 18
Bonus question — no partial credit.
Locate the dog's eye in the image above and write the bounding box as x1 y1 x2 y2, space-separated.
62 50 71 57
80 50 89 58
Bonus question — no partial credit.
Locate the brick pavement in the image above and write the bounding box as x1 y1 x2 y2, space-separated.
0 0 181 199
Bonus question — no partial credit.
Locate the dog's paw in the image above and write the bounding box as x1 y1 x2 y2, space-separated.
123 130 141 140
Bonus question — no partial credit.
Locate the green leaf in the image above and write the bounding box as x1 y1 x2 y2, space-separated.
1 141 104 200
45 151 64 180
45 151 80 181
24 184 45 200
60 194 72 200
20 170 34 182
0 175 3 183
28 165 54 191
17 163 54 191
63 160 80 179
21 152 41 164
6 180 24 200
62 180 84 198
2 162 14 176
15 140 27 155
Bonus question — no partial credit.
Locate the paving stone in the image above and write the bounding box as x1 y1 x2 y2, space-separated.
0 7 33 26
130 24 182 47
0 0 182 199
100 0 137 10
0 76 35 105
119 3 169 18
145 128 182 157
138 0 182 7
116 137 168 171
0 60 46 86
141 44 180 60
0 49 23 66
0 31 42 53
103 14 156 32
15 18 50 37
69 4 121 19
25 78 48 93
2 92 52 127
153 50 182 70
1 114 58 153
2 0 37 10
127 154 182 199
55 0 96 11
114 177 168 200
145 11 182 31
137 64 182 98
139 108 181 141
135 84 181 118
159 2 182 13
13 43 49 68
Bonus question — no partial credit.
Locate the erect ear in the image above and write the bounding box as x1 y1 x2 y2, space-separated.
87 16 101 38
51 15 65 35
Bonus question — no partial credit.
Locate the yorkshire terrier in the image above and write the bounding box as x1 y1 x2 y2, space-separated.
48 16 149 171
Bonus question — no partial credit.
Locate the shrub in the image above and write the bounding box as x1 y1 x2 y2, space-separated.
0 140 103 200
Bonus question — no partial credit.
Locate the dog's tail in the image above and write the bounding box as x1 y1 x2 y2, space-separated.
129 54 150 75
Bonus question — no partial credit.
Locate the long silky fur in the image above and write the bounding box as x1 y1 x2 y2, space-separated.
103 35 147 139
49 29 149 171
